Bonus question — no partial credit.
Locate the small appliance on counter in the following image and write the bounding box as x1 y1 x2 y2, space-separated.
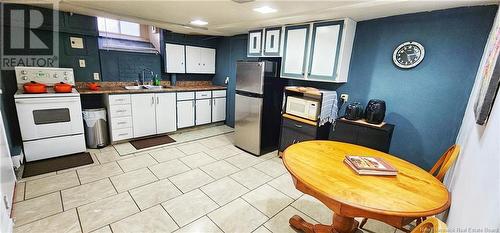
285 96 320 121
344 102 364 120
365 99 386 124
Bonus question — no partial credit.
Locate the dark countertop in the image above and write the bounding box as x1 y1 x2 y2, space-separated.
77 85 227 95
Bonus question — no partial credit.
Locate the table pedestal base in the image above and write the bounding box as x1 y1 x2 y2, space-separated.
290 214 359 233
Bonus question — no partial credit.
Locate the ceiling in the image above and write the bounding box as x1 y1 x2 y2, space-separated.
20 0 499 36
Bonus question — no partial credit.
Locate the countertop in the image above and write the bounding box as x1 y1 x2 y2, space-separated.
77 85 227 95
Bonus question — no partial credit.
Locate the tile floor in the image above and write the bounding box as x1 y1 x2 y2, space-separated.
12 126 400 233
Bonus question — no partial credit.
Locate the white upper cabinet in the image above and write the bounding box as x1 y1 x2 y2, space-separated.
282 25 310 78
248 28 282 57
308 22 341 79
281 18 356 83
185 46 216 74
165 43 185 73
201 47 216 73
248 30 263 56
263 27 281 56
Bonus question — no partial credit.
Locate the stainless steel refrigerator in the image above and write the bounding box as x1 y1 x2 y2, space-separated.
234 60 285 156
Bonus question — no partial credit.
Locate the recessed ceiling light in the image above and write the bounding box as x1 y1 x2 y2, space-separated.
253 6 277 14
190 20 208 26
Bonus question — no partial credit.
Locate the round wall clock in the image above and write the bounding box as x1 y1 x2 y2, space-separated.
392 41 425 69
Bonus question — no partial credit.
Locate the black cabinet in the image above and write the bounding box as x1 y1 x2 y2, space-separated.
330 119 394 153
278 116 330 152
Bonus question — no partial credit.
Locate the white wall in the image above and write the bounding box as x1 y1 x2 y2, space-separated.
445 6 500 231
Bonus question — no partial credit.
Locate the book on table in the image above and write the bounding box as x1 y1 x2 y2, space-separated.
344 155 398 176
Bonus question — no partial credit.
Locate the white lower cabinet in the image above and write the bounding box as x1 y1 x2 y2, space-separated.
196 99 212 125
155 93 177 134
131 94 157 138
108 90 226 142
177 100 195 128
212 97 226 122
131 93 177 137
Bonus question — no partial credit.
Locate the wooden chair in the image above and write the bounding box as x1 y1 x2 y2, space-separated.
359 144 460 231
410 217 447 233
429 144 461 182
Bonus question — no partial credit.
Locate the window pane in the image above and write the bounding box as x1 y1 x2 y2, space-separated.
98 17 120 33
97 17 106 31
105 18 120 33
120 21 140 36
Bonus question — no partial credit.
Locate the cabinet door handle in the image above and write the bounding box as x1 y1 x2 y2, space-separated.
118 133 128 136
157 96 159 104
116 110 126 113
213 99 215 106
294 124 303 128
117 122 127 125
192 100 195 108
151 96 154 105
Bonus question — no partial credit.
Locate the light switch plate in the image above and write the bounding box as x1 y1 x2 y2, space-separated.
79 59 86 68
70 37 84 49
93 73 100 80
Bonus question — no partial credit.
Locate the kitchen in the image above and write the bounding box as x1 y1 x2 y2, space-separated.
1 1 499 233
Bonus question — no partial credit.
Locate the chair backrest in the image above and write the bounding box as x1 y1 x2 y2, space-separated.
429 144 460 181
411 217 447 233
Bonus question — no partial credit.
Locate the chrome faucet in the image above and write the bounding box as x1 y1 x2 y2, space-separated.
141 68 154 85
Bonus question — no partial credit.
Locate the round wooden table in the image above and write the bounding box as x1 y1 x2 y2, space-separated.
282 141 450 233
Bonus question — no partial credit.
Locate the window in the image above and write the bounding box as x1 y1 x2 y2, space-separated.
98 17 143 38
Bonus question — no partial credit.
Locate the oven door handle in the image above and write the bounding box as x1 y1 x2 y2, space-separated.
15 98 80 104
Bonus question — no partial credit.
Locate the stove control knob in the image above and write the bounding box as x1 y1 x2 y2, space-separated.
63 72 68 76
21 76 28 80
21 70 27 75
53 74 59 78
64 77 68 80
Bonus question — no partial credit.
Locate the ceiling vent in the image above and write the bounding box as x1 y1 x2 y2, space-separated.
232 0 255 3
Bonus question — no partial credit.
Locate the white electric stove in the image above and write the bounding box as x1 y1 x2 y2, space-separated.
14 67 86 162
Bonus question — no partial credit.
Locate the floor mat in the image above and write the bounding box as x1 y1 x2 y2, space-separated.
22 152 93 178
130 135 176 150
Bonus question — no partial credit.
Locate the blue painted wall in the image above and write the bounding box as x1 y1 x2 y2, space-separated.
290 6 497 169
99 50 161 81
213 35 249 127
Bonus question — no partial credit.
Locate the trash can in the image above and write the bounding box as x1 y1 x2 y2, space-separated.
83 108 109 148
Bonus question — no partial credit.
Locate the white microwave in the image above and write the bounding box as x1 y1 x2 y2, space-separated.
285 96 320 121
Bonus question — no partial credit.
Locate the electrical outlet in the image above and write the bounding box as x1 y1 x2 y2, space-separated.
340 94 349 102
79 59 86 68
93 73 100 80
224 76 229 85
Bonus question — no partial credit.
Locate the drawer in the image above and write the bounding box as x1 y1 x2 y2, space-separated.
112 128 133 141
109 94 131 105
212 90 226 98
111 116 132 130
282 117 317 137
177 92 195 101
196 91 212 99
109 105 132 118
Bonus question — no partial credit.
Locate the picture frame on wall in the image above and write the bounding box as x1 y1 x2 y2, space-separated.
474 24 500 125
